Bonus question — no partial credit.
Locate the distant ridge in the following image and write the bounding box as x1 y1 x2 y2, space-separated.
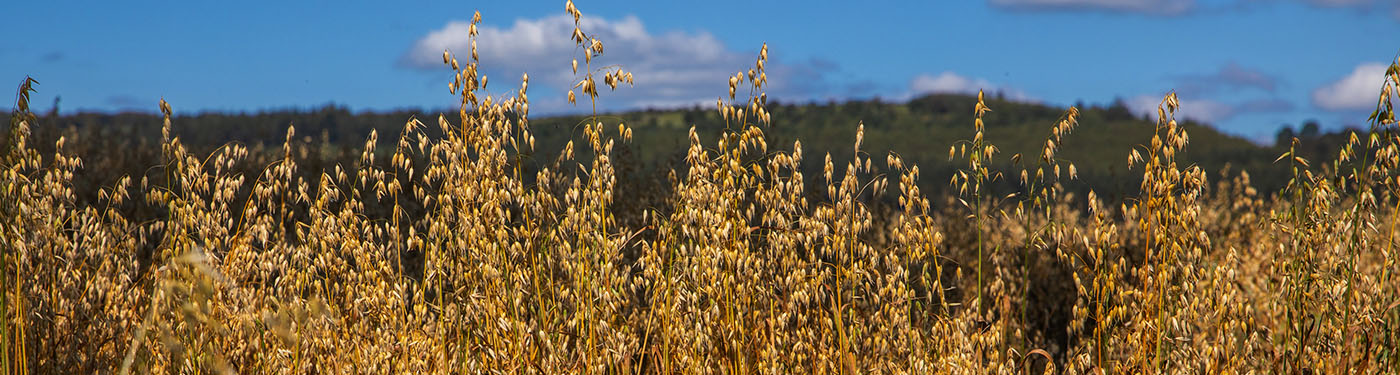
9 93 1339 199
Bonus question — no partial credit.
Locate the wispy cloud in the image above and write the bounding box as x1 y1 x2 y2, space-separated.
400 14 851 113
106 95 149 111
987 0 1195 15
1312 62 1390 111
1125 94 1293 124
1173 62 1279 96
1304 0 1373 7
1126 94 1233 123
907 72 1035 102
1236 97 1295 112
40 51 64 64
1119 63 1295 125
1300 0 1400 20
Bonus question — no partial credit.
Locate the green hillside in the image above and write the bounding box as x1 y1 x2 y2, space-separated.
7 93 1322 205
531 93 1288 200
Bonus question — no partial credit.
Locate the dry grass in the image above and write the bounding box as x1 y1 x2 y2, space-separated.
3 3 1400 374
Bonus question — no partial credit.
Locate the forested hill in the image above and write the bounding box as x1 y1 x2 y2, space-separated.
6 93 1362 201
534 94 1288 201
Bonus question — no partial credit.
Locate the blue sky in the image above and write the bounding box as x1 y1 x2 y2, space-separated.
2 0 1397 142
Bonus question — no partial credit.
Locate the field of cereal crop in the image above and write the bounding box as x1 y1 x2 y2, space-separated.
3 2 1400 373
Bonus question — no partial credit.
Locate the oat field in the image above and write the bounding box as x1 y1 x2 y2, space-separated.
3 2 1400 374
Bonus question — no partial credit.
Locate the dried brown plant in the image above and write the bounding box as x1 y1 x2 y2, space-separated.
1 6 1398 375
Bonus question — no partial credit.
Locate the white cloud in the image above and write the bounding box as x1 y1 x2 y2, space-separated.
1312 62 1390 111
988 0 1194 15
908 72 1035 102
401 15 846 113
